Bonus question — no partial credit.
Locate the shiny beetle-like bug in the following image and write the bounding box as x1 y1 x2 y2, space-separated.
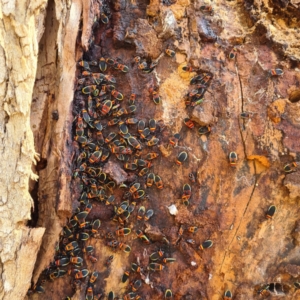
129 93 136 105
76 232 90 241
133 189 145 199
128 136 142 150
199 240 213 250
188 226 198 233
140 128 150 139
124 292 137 300
182 183 192 205
116 201 129 215
94 120 103 131
55 257 70 267
89 150 102 164
163 258 176 264
77 60 90 70
150 250 164 261
65 241 79 251
184 118 195 129
137 206 146 220
131 262 141 273
116 228 131 237
129 182 141 194
122 270 130 283
176 151 188 165
149 119 157 132
269 68 283 76
124 162 138 171
70 257 83 264
126 117 138 125
100 100 112 115
198 125 211 135
127 202 136 213
138 61 148 70
151 90 161 105
82 85 97 95
240 112 251 119
119 123 129 136
132 279 142 292
155 175 163 189
126 105 136 115
147 137 159 146
83 245 94 254
228 48 237 60
75 269 89 279
100 13 109 24
147 173 155 187
137 120 145 133
144 209 154 221
169 133 180 147
119 243 131 253
148 263 164 271
165 49 176 57
139 167 149 177
136 229 150 244
266 205 276 219
33 285 45 293
99 57 107 72
89 271 99 284
283 162 298 173
86 287 93 300
111 90 124 101
108 291 114 300
295 282 300 289
134 159 149 167
229 152 238 167
105 195 115 206
91 219 101 234
165 289 172 299
224 290 232 300
182 65 193 72
117 63 129 73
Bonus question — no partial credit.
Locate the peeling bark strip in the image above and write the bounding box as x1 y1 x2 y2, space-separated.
0 0 298 299
0 0 47 299
31 0 83 285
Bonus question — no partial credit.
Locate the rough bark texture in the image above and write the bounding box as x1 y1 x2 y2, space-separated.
2 0 300 299
0 0 46 299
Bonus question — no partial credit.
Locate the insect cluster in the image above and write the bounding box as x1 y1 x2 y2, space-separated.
27 0 295 298
29 1 192 298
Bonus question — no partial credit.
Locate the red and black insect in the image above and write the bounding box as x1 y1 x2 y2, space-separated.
184 118 195 129
229 152 238 167
283 162 298 173
199 240 213 250
176 151 188 165
266 205 276 219
165 49 176 57
169 133 180 147
269 68 283 76
224 290 232 300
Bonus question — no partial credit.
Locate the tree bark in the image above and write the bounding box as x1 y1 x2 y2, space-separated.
1 0 300 299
